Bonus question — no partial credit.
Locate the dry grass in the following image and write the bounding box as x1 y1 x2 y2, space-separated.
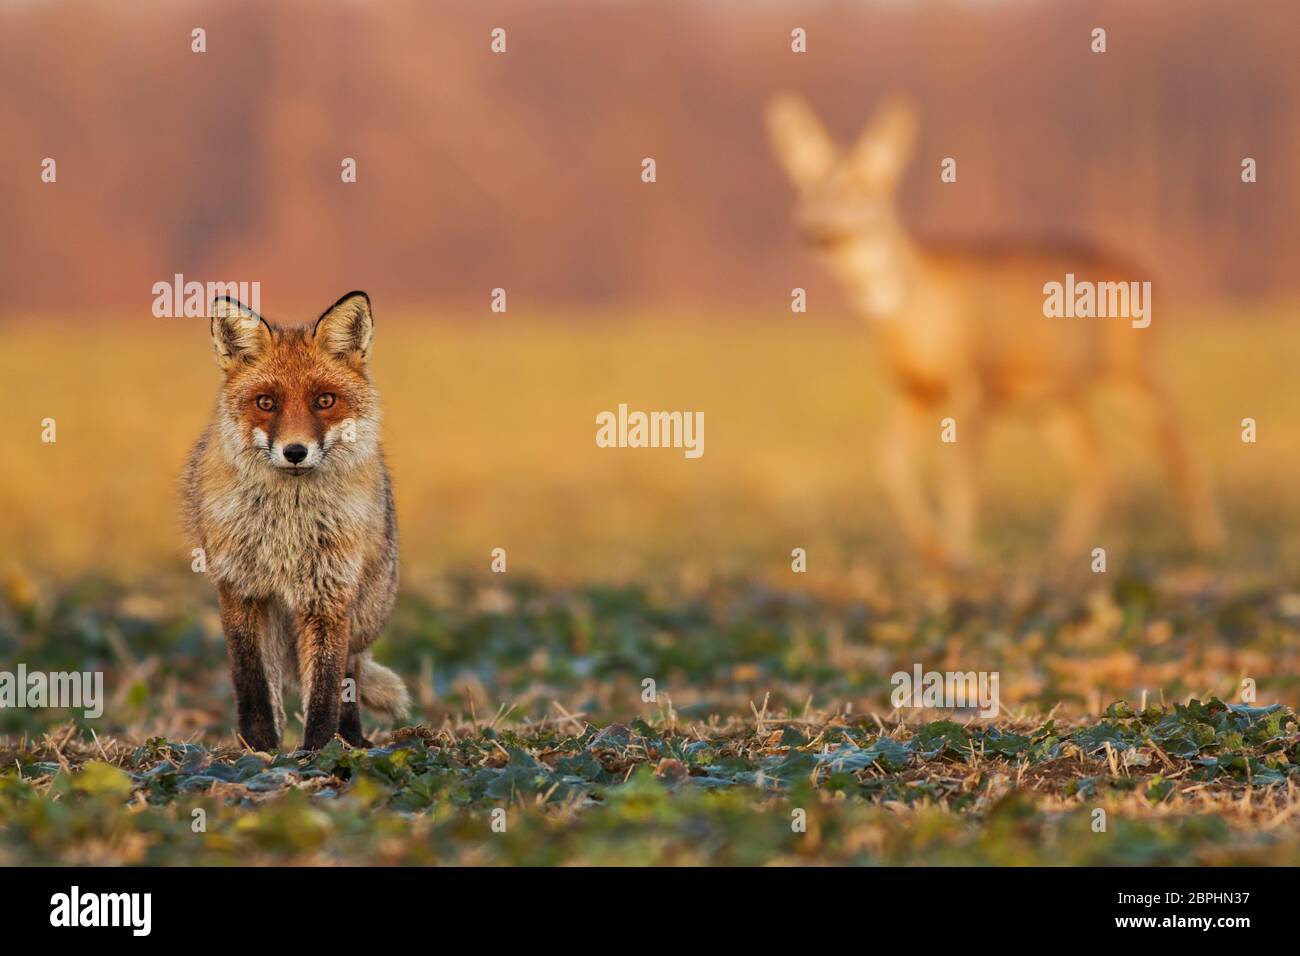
3 702 1297 866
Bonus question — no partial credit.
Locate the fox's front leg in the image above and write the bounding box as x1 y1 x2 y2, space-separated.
216 585 280 751
296 606 351 750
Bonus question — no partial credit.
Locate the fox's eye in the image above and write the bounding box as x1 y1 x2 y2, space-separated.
255 395 275 412
316 393 336 409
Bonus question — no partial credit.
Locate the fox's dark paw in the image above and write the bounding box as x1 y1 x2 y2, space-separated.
339 707 371 748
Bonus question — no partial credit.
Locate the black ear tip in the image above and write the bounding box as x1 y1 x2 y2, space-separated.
320 290 372 320
210 295 247 317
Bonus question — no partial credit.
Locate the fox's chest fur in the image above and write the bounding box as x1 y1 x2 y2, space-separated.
209 475 383 604
186 430 390 610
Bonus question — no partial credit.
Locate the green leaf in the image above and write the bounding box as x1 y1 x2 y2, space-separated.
70 761 134 799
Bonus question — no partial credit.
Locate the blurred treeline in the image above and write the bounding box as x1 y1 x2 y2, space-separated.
1 0 1295 315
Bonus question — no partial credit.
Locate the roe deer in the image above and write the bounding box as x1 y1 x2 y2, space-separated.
766 94 1224 567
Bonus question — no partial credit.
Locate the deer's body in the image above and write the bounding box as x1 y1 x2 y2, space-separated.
767 95 1223 566
831 236 1148 406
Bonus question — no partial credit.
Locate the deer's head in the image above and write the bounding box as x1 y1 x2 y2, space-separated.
766 94 917 252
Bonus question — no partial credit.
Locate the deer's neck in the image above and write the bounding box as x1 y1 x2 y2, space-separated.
828 233 922 322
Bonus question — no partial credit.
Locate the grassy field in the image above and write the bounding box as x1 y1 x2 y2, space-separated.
2 308 1299 864
4 308 1300 580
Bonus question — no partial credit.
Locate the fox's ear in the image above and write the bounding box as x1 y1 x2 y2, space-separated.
855 97 918 186
313 291 373 362
210 298 272 371
766 93 837 189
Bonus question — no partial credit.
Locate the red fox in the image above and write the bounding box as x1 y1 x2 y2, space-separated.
182 292 408 751
766 94 1224 567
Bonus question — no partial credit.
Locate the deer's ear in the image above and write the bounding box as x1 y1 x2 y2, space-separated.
313 291 373 362
210 297 272 371
766 93 838 189
855 98 918 186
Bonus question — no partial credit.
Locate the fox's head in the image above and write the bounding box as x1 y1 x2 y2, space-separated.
208 291 380 477
766 94 917 252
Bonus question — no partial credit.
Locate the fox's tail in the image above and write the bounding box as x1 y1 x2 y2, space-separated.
358 654 411 721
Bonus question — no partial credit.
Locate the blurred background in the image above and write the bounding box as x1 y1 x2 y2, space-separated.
1 0 1297 583
1 0 1298 311
1 0 1298 730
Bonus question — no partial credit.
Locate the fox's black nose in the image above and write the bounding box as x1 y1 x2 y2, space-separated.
283 444 308 464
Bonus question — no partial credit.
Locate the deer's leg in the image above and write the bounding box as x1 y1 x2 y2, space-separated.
878 397 947 566
938 397 985 568
1043 402 1109 560
1129 378 1225 551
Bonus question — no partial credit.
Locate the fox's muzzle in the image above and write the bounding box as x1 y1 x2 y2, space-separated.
269 437 322 472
